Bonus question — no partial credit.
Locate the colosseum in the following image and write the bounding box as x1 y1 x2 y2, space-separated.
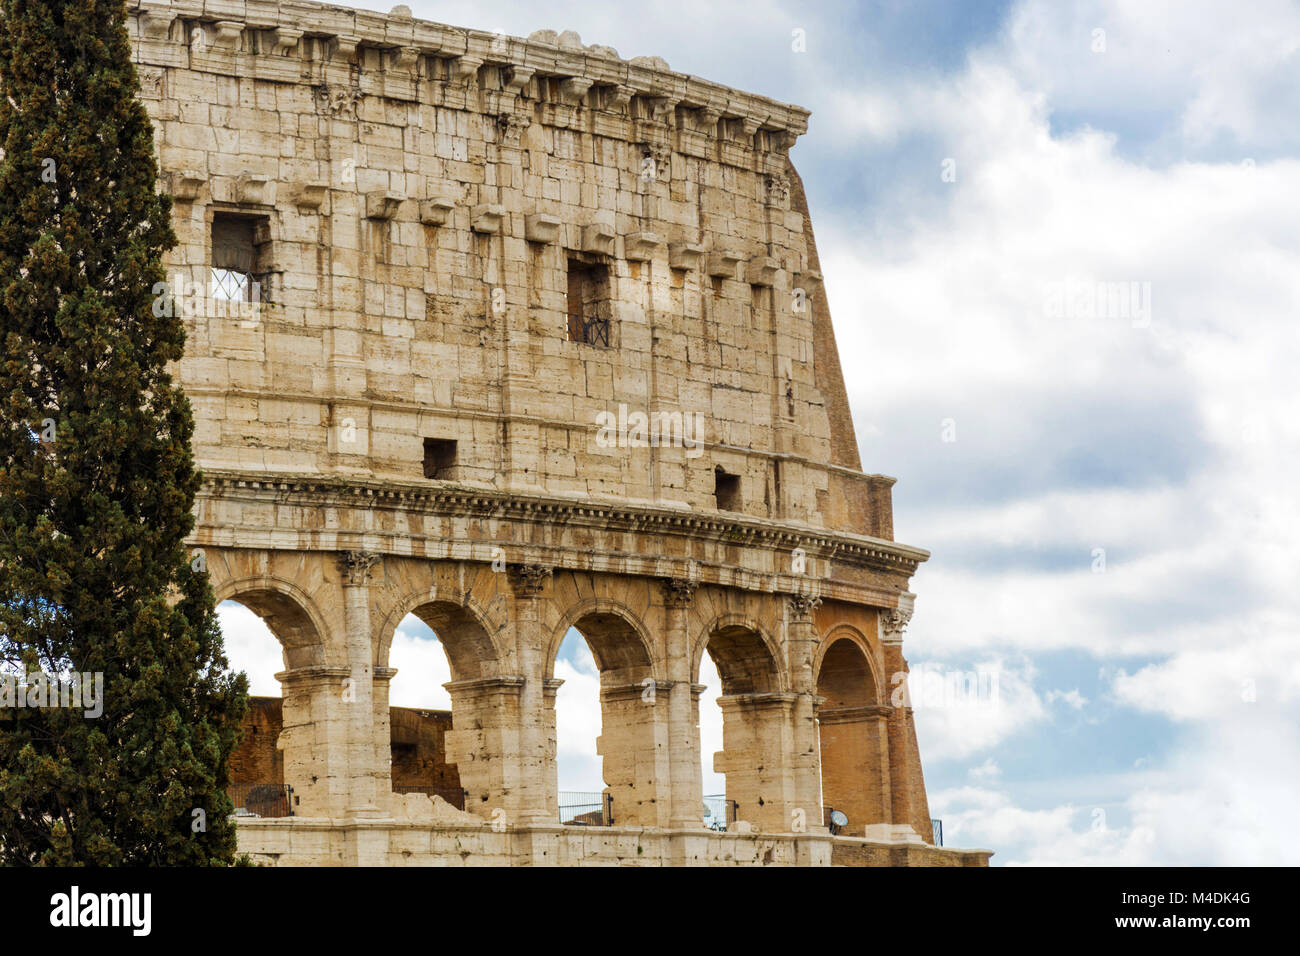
129 0 991 866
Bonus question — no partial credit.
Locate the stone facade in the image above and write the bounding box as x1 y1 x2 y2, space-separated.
229 697 461 803
128 0 989 866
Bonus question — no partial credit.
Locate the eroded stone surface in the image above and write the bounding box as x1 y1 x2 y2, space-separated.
129 0 987 867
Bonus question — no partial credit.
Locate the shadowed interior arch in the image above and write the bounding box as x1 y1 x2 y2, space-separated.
571 611 653 686
704 624 781 695
408 600 500 681
383 600 507 816
216 588 330 816
226 587 323 671
817 637 877 707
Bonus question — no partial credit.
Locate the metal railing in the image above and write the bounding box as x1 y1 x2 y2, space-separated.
932 819 943 846
228 783 293 818
568 314 610 346
392 784 467 811
703 795 738 831
558 790 613 825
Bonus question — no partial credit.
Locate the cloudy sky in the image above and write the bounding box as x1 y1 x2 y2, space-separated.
221 0 1300 864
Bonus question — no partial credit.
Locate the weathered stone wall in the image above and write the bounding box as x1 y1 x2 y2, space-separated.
125 0 986 866
127 0 896 531
229 696 460 798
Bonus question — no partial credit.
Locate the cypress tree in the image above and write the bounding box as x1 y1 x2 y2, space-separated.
0 0 248 864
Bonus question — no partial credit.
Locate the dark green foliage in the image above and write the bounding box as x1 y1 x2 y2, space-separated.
0 0 248 865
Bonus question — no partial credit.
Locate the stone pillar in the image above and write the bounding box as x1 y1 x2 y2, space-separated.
714 692 797 832
596 681 671 827
542 677 564 820
443 675 526 820
661 578 705 829
372 664 397 815
508 563 555 825
340 551 383 820
787 593 827 834
274 664 353 818
881 606 926 842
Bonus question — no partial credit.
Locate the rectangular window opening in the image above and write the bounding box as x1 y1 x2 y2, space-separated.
211 212 271 305
423 438 458 480
566 257 612 346
715 467 741 512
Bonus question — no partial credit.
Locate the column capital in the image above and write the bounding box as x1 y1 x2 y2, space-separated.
340 550 380 585
507 563 552 596
660 576 699 607
880 608 912 643
786 592 822 623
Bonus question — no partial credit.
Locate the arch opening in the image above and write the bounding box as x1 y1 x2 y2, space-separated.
553 611 661 828
383 600 504 818
700 623 786 832
815 636 888 837
216 592 325 818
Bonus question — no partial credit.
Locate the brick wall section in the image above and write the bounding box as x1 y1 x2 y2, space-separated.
229 696 285 786
813 602 934 842
388 704 460 795
785 162 900 541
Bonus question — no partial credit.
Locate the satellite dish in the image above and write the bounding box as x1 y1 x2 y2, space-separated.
829 809 849 829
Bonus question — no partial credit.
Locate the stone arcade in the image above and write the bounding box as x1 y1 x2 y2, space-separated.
129 0 991 866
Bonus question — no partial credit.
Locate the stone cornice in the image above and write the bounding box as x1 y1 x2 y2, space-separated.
126 0 809 151
195 470 929 586
275 665 351 684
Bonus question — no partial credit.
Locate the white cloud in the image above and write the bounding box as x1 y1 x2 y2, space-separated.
1111 630 1300 722
911 657 1046 761
387 617 452 710
216 601 284 697
698 654 725 796
554 634 603 792
937 710 1300 865
1046 688 1087 710
1000 0 1300 156
815 3 1300 864
933 785 1158 866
